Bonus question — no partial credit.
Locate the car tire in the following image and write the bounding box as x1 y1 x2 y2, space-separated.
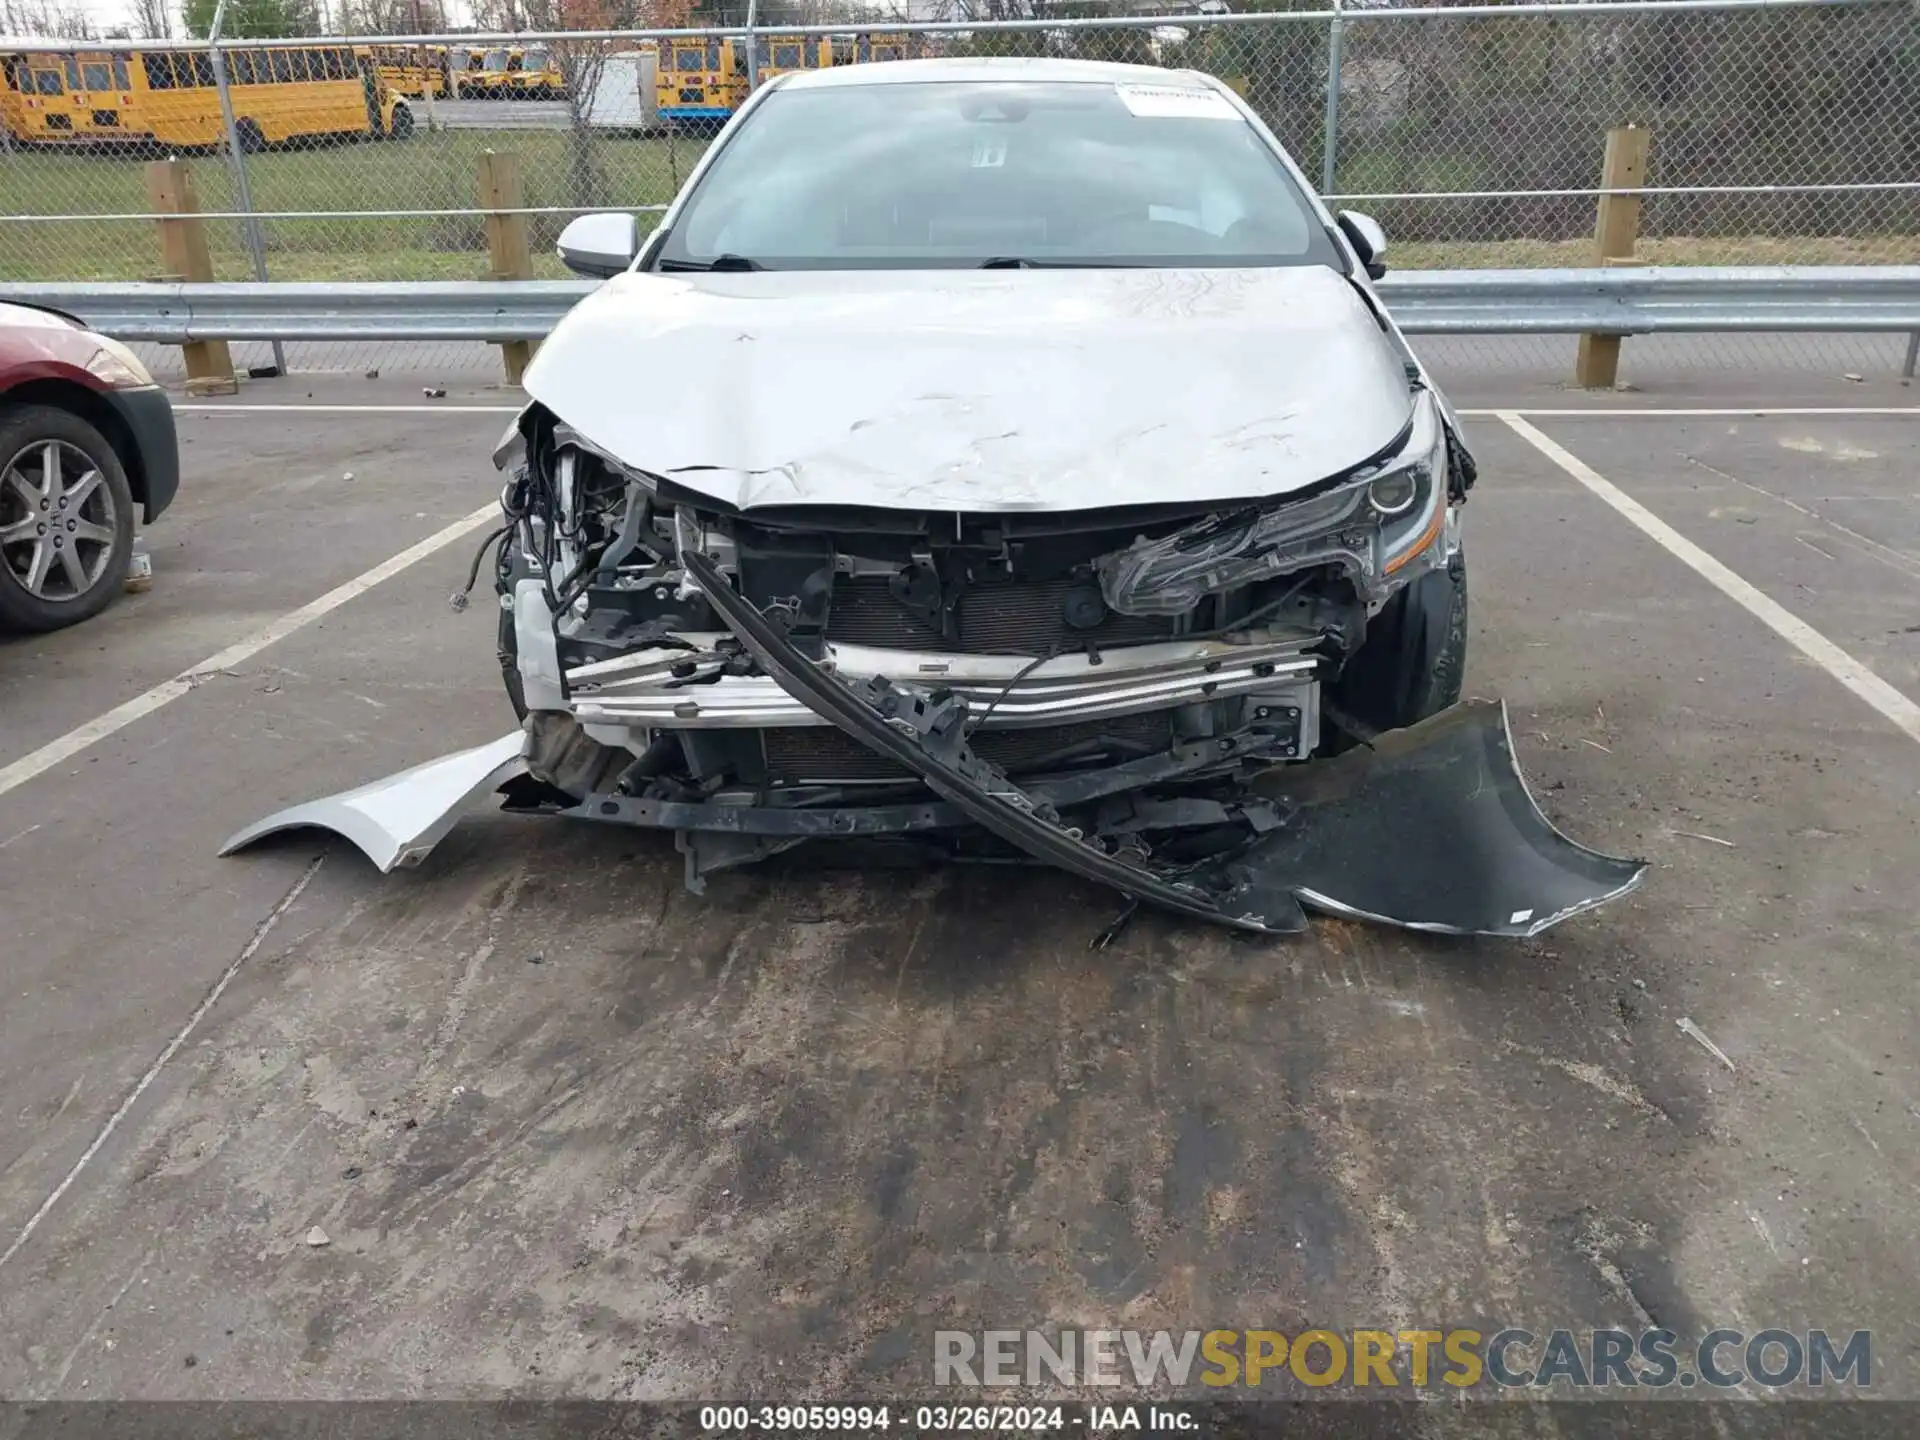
1327 550 1468 742
236 118 266 153
0 405 137 634
387 103 414 141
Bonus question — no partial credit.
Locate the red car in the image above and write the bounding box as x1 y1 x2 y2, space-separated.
0 302 179 632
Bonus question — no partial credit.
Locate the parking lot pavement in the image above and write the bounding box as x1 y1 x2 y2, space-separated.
1509 413 1920 700
0 403 509 762
0 380 1915 1401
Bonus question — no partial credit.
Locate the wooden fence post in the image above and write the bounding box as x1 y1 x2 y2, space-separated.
144 158 237 397
1575 124 1653 390
478 150 535 386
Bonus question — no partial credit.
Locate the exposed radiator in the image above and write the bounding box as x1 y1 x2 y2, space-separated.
762 712 1172 784
827 575 1176 655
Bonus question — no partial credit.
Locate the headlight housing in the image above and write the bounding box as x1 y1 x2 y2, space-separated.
82 335 154 390
1096 392 1452 616
1369 391 1452 578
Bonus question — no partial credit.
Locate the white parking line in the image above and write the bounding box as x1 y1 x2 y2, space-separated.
1498 412 1920 746
0 852 326 1276
0 504 500 801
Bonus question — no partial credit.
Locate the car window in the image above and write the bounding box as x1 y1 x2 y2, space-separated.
657 79 1337 270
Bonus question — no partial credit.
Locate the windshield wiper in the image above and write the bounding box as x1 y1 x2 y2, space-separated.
979 257 1133 269
658 254 761 272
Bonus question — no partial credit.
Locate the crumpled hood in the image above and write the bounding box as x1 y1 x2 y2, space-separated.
524 265 1415 513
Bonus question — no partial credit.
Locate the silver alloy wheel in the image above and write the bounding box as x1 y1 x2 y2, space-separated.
0 438 120 602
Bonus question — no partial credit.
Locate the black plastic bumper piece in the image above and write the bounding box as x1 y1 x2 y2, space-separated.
1244 699 1647 936
105 384 180 523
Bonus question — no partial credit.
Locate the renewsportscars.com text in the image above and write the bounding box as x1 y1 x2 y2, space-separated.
933 1328 1871 1391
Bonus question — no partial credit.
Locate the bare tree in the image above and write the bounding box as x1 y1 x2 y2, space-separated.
500 0 691 213
126 0 175 37
1 0 100 37
467 0 527 28
340 0 453 30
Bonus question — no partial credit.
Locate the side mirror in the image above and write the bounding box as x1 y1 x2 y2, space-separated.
1337 210 1388 280
557 212 640 279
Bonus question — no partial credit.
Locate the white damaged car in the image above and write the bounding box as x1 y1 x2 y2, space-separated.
226 59 1643 937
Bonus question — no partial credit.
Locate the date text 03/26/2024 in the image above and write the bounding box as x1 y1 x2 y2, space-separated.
699 1406 1186 1433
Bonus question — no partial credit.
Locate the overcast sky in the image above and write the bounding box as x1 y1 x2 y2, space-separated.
55 0 481 35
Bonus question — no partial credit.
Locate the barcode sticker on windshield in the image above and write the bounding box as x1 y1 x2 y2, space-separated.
1115 84 1238 120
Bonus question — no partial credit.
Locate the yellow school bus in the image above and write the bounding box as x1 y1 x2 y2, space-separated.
651 33 828 129
371 43 451 99
651 30 918 131
503 46 565 100
0 44 413 149
834 30 918 65
2 52 134 143
464 46 519 98
448 46 486 96
655 36 741 129
756 34 832 83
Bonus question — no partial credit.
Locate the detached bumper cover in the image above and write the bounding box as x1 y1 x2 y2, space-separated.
219 570 1645 939
1242 701 1646 937
218 732 528 873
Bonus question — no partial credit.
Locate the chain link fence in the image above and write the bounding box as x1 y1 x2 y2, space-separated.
1 0 1914 377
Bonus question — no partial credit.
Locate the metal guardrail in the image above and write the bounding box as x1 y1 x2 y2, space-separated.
0 280 595 344
1374 267 1920 335
4 268 1918 345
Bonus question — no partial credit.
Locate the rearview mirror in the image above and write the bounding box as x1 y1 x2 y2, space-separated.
557 212 639 279
1337 210 1388 280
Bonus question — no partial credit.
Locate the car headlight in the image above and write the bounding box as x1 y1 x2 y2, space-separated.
1097 393 1454 616
1374 392 1451 577
83 335 154 390
1366 468 1420 517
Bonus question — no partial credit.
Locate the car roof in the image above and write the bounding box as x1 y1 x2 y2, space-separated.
774 56 1220 92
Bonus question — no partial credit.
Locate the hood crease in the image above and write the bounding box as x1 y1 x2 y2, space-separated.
526 266 1413 514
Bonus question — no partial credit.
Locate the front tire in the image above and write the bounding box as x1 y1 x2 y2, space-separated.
0 405 137 634
1328 551 1468 740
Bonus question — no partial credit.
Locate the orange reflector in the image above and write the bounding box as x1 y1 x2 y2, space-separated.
1384 500 1447 576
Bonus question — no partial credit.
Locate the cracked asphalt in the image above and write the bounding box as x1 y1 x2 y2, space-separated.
0 364 1916 1416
